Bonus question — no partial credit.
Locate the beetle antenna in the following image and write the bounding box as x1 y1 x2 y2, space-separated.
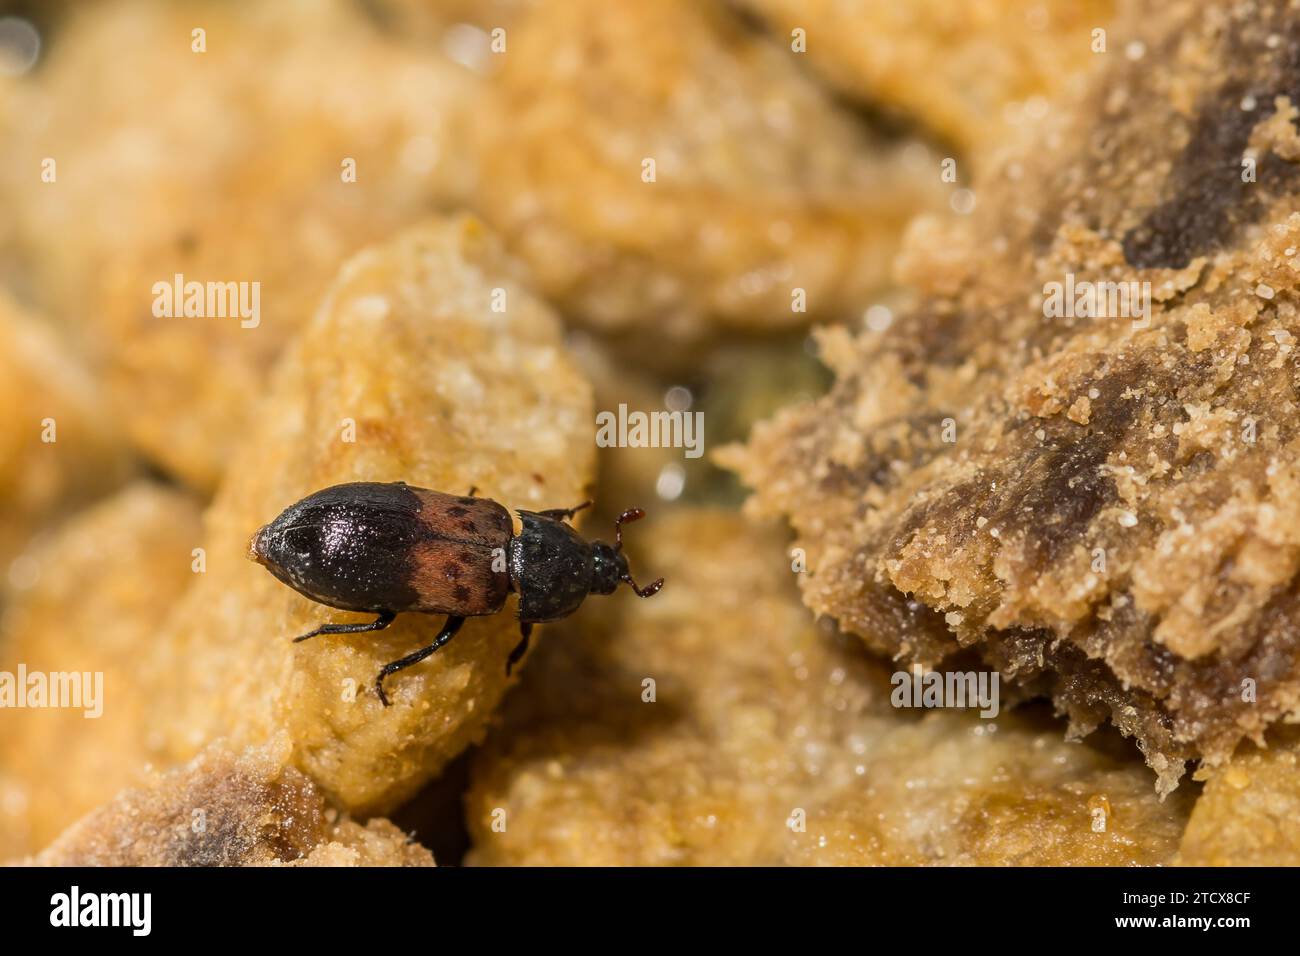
614 507 645 551
612 507 663 597
620 573 664 598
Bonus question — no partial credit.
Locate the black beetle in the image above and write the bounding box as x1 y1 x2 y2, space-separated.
249 481 663 705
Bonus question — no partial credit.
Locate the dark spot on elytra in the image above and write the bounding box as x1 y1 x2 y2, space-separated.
453 585 472 603
446 505 469 518
459 519 478 533
458 550 475 564
458 497 476 506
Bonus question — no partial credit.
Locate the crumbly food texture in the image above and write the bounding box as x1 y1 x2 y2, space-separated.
740 0 1116 158
469 0 944 340
5 0 1295 867
724 0 1300 793
468 510 1191 865
0 0 478 490
140 216 594 816
0 483 202 858
0 291 133 571
1177 729 1300 865
28 738 433 867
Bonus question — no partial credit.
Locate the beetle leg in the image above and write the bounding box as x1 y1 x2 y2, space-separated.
292 609 395 643
506 622 533 676
538 501 592 523
374 615 465 706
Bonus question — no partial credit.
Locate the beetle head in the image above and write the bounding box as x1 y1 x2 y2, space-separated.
590 507 664 598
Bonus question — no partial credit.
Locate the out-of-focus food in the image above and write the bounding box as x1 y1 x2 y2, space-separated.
28 738 434 866
470 0 945 341
0 0 478 489
0 291 132 576
778 710 1194 866
363 0 534 52
1177 731 1300 865
740 0 1115 158
9 0 1285 870
142 217 594 816
0 483 202 858
467 510 1191 865
566 333 690 515
723 0 1300 794
569 331 828 514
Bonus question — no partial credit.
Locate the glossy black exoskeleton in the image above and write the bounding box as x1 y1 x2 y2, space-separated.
250 481 663 705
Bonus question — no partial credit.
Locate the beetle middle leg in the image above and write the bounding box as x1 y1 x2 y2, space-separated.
292 609 395 643
506 622 533 676
374 615 465 706
538 501 592 523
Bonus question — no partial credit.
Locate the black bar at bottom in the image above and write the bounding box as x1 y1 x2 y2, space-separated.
0 865 1279 941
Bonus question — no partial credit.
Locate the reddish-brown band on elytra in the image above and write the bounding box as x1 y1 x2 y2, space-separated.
407 489 513 615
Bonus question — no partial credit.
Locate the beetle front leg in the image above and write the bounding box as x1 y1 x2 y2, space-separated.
292 609 395 643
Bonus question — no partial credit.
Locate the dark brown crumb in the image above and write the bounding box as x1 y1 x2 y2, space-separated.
722 0 1300 794
27 741 434 867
